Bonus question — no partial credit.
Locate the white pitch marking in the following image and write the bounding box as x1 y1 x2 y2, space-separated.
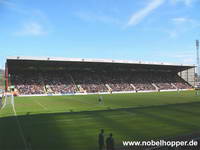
12 100 28 150
34 100 48 110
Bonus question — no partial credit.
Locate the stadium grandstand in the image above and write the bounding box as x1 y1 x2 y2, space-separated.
6 56 195 96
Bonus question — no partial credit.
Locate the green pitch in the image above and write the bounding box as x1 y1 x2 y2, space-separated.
1 91 200 150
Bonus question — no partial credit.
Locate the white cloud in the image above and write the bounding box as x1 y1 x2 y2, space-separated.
168 30 178 38
171 52 194 58
126 0 165 27
183 58 194 63
172 17 200 26
172 17 188 23
0 0 49 21
175 53 195 64
1 0 51 36
0 0 30 15
156 51 195 64
171 0 196 6
167 17 200 37
75 11 121 25
15 22 47 36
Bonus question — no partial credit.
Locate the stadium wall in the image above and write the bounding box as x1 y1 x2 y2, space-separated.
18 89 190 97
178 67 195 86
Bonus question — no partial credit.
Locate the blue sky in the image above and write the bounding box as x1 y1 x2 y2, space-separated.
0 0 200 69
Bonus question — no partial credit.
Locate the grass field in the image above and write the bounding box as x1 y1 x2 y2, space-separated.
1 91 200 150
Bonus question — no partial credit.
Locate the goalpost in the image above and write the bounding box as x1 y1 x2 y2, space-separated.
1 93 28 150
1 93 14 109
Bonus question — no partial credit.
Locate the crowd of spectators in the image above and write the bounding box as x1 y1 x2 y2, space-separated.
42 72 77 94
11 70 192 95
71 71 108 93
174 82 191 89
12 73 45 95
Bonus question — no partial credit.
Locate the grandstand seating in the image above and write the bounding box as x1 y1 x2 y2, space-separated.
11 71 192 95
42 72 77 94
